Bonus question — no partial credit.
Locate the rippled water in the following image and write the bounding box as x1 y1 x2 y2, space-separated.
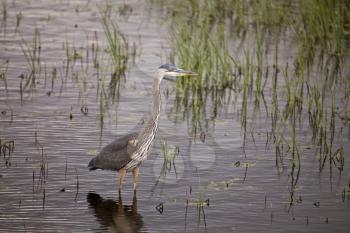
0 1 349 232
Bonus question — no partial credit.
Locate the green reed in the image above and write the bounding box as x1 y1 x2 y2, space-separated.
0 0 7 32
99 7 129 76
160 140 179 173
292 0 349 72
0 60 8 94
15 12 22 33
21 28 41 91
0 138 14 158
98 2 134 106
98 74 107 132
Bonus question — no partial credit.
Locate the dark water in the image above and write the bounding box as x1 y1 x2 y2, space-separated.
0 1 349 232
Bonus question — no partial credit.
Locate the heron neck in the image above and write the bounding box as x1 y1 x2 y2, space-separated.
151 77 161 119
138 77 161 143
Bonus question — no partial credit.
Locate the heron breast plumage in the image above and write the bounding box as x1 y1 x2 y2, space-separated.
125 115 159 171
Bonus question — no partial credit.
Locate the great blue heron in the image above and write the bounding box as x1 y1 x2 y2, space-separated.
88 64 196 191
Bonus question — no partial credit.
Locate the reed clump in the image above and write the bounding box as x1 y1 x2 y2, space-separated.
150 0 350 177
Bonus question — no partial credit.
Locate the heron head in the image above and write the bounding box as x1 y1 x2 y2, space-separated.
158 64 197 78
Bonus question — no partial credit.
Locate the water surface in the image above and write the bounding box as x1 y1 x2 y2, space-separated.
0 1 349 232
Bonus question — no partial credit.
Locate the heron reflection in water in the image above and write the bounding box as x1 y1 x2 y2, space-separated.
87 191 144 233
88 64 197 191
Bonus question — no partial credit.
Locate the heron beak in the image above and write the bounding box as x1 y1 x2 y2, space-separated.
165 68 198 77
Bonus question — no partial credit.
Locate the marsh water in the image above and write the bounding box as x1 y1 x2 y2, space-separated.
1 0 350 232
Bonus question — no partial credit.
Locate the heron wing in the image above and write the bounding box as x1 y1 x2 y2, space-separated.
88 132 138 171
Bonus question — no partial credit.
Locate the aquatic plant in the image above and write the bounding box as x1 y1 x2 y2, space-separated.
21 28 41 92
0 138 14 158
0 0 7 33
0 60 8 94
153 141 180 187
149 0 350 179
99 6 129 76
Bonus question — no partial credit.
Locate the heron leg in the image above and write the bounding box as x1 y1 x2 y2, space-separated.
132 191 138 213
132 167 140 191
118 167 126 191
